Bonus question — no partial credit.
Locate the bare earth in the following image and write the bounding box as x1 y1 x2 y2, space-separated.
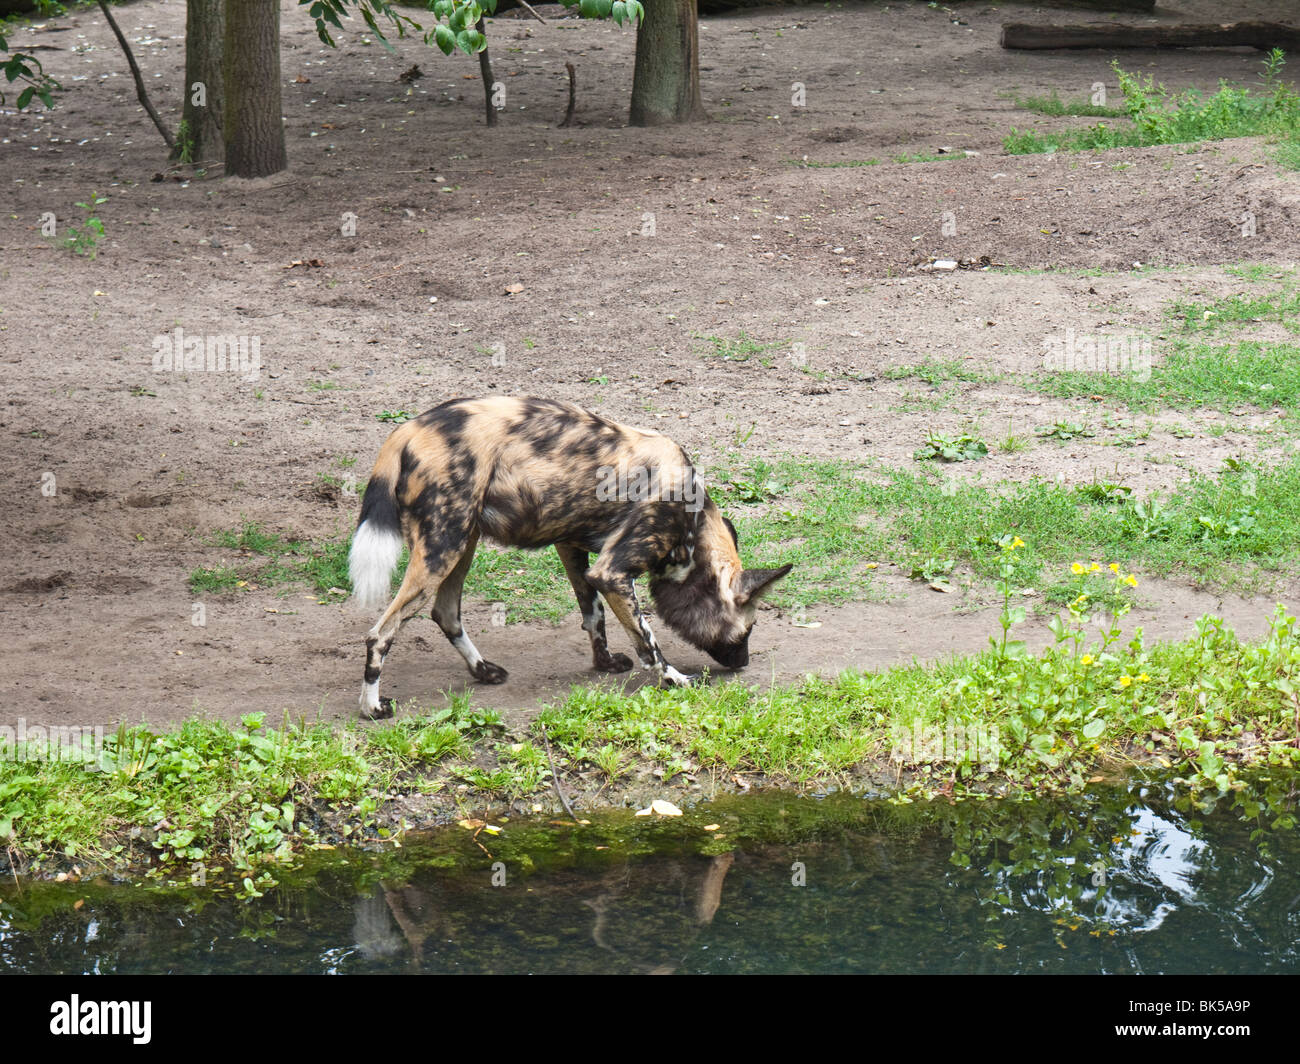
2 0 1298 732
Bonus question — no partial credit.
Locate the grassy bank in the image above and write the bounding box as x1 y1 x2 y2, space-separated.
4 570 1300 892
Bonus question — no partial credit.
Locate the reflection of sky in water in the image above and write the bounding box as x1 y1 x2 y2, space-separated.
1107 804 1213 932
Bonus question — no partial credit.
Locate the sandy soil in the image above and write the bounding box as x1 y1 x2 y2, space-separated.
2 0 1298 732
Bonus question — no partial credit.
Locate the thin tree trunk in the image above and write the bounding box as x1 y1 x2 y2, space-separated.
476 17 498 127
559 61 576 127
223 0 287 178
175 0 224 163
629 0 706 127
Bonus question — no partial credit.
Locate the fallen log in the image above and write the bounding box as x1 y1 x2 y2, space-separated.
1001 21 1300 52
694 0 1155 12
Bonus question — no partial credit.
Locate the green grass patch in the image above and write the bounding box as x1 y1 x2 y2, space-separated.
1030 336 1300 409
1004 52 1300 155
1013 90 1126 119
1170 288 1300 333
884 357 1000 386
696 331 791 363
711 451 1300 602
1029 280 1300 409
464 545 578 623
188 521 350 598
1276 134 1300 170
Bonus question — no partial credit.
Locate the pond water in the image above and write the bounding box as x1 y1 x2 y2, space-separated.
3 777 1298 974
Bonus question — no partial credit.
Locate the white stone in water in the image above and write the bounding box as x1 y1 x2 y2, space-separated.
635 799 683 817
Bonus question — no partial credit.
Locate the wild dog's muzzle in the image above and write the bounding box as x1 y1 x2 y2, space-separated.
706 634 750 670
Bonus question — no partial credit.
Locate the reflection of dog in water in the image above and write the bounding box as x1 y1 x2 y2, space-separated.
350 853 736 974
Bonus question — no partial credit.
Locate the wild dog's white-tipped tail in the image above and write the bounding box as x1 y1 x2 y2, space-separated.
349 520 403 611
350 440 406 611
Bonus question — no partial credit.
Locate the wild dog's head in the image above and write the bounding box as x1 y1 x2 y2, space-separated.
649 506 792 670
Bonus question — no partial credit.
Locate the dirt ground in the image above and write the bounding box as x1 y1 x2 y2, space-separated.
2 0 1298 732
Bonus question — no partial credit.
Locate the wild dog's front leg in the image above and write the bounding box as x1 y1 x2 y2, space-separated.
585 568 698 688
556 544 633 674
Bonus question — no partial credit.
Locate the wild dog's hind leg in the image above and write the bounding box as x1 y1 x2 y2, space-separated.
361 551 438 720
430 530 508 685
556 544 633 674
586 538 697 688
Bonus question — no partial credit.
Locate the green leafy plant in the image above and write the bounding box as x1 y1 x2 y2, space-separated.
718 458 788 502
1074 480 1133 505
0 25 61 110
60 194 108 258
175 118 195 164
1038 421 1095 441
301 0 643 58
914 431 988 462
1125 495 1171 541
909 556 955 583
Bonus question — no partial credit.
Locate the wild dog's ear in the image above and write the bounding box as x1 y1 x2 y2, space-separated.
734 563 793 606
723 516 739 548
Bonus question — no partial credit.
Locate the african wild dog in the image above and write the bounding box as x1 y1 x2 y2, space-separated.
348 396 792 720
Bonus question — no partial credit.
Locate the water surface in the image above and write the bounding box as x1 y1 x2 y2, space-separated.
3 779 1297 973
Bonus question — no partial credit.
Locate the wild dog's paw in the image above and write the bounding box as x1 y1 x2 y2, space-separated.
595 650 635 673
361 696 396 721
659 665 700 688
473 660 509 685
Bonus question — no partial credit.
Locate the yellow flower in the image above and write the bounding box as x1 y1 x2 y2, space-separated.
1071 562 1085 575
1125 574 1138 587
1119 675 1133 688
1138 673 1150 682
1011 537 1025 549
1109 563 1120 574
1088 562 1100 573
1081 654 1094 665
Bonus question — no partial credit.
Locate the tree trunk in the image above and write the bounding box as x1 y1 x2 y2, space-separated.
629 0 706 127
476 17 498 127
175 0 224 163
1001 21 1300 52
223 0 287 178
